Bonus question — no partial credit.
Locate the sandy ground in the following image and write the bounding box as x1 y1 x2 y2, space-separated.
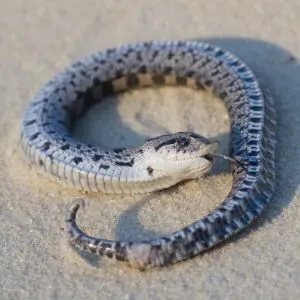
1 1 300 299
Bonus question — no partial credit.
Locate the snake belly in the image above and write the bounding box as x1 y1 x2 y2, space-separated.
21 41 276 268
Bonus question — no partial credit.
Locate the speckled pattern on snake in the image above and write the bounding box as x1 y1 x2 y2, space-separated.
21 41 276 269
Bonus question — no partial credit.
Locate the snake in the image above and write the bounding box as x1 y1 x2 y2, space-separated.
21 41 276 269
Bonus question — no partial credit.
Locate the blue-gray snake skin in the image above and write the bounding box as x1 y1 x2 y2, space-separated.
21 41 276 269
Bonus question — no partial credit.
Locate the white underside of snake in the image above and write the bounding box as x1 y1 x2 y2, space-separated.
21 41 276 269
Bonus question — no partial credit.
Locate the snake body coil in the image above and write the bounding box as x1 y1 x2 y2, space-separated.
21 41 276 269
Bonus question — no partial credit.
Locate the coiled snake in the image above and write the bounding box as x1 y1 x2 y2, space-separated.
21 41 276 269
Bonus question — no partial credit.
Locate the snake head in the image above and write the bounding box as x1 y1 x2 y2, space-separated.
142 132 219 180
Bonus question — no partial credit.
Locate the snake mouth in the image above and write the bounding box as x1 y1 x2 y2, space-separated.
203 154 214 162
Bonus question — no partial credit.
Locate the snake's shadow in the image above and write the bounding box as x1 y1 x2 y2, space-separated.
114 37 300 246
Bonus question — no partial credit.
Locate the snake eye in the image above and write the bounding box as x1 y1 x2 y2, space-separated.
176 136 190 147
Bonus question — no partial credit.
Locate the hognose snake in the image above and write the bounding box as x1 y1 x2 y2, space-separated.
21 41 276 269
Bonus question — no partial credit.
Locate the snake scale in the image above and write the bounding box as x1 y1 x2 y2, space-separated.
21 41 276 269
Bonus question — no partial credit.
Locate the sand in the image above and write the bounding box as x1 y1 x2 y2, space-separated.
1 1 300 299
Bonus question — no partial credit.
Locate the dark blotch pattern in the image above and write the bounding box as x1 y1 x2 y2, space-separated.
41 141 51 151
152 74 165 85
126 74 139 88
25 120 36 126
29 132 40 141
92 154 104 162
176 76 187 85
115 242 127 261
101 80 114 97
99 164 109 170
73 156 83 164
115 158 134 167
61 144 70 150
147 166 153 175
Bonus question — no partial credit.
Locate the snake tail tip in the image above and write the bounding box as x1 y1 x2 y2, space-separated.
66 198 85 222
72 198 86 209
